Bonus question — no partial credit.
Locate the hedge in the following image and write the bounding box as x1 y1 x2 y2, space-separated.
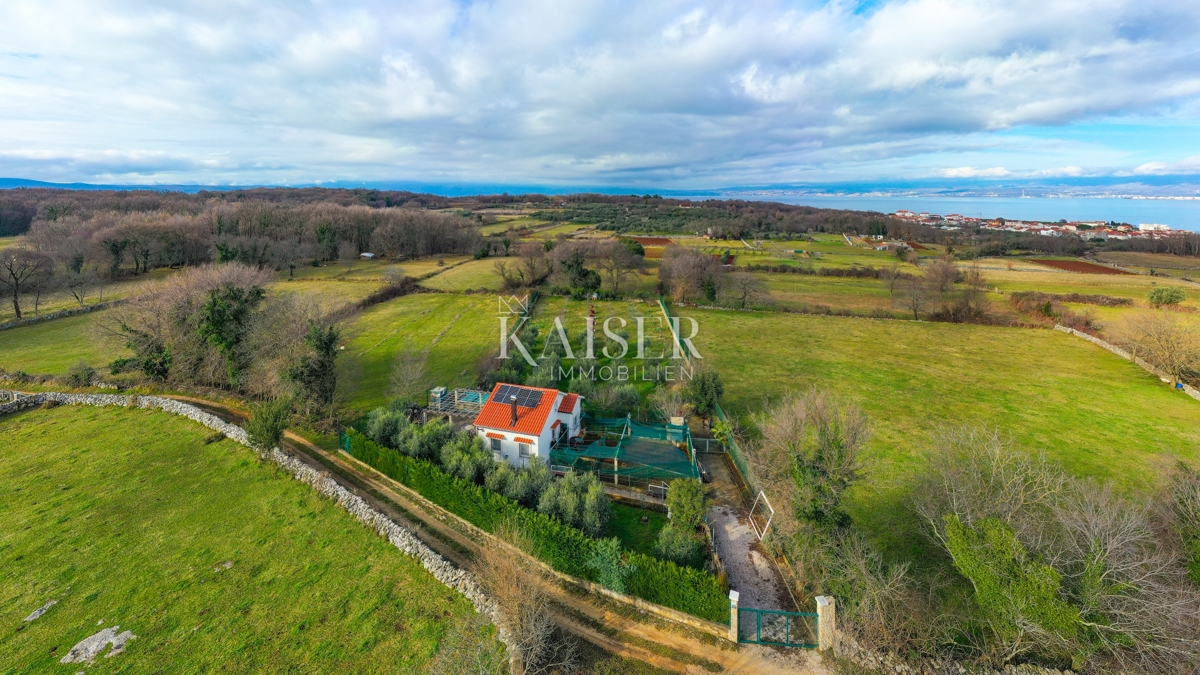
343 429 729 624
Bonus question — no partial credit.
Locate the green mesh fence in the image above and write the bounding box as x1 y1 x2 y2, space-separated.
714 403 759 496
550 413 699 481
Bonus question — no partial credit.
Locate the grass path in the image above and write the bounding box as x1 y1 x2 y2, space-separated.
0 405 497 674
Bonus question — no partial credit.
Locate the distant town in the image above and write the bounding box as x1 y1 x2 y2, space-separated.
891 209 1185 240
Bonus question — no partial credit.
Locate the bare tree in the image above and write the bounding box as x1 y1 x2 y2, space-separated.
1114 310 1200 385
914 427 1200 671
517 242 553 287
389 347 429 400
924 257 960 297
650 384 687 421
593 239 641 294
25 261 56 317
63 266 99 307
337 240 358 272
478 524 578 675
880 261 903 294
893 277 931 320
723 271 767 309
273 238 311 278
0 247 52 320
659 245 722 303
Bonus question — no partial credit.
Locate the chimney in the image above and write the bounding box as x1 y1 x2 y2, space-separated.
510 395 518 427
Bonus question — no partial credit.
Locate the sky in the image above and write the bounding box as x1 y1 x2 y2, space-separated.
2 0 1200 190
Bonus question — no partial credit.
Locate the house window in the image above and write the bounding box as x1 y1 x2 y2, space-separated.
518 443 531 458
490 437 502 459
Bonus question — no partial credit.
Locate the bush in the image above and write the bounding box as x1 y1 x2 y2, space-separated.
587 537 632 593
654 526 698 565
245 397 292 450
65 361 96 387
539 471 611 537
1149 286 1187 307
685 369 724 418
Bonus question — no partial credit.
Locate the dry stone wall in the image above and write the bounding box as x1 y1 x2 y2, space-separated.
0 390 513 654
0 300 122 332
1053 325 1200 402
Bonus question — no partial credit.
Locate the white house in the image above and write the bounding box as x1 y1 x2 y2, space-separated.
473 383 583 467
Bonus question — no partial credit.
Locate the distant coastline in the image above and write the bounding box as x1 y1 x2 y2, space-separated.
692 195 1200 232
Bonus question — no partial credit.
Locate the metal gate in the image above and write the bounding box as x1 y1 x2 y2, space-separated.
737 608 818 648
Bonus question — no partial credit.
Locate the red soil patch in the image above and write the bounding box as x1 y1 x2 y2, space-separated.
906 241 929 250
1030 259 1132 275
627 236 674 246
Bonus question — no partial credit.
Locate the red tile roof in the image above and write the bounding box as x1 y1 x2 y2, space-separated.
474 383 561 436
558 393 579 413
485 432 505 440
514 437 535 444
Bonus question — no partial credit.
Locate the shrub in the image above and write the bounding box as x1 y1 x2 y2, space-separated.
1149 286 1187 307
587 537 632 593
539 471 611 537
65 361 96 387
685 369 724 418
665 478 706 531
654 526 698 565
245 397 292 450
365 403 409 447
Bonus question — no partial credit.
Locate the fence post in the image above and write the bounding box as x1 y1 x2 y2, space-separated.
816 596 836 651
728 590 739 642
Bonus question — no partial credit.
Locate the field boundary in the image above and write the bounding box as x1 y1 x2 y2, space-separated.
1053 325 1200 402
0 299 123 331
0 390 517 658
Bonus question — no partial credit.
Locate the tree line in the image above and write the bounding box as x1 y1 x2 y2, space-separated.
0 200 480 321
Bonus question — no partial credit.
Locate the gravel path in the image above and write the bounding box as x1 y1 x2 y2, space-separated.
709 504 795 611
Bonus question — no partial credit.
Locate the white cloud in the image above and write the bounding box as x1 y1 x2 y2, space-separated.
941 166 1012 178
0 0 1199 185
1134 155 1200 175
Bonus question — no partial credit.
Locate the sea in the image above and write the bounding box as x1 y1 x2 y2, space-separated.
692 196 1200 232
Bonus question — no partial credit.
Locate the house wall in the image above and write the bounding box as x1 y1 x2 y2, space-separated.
477 429 543 468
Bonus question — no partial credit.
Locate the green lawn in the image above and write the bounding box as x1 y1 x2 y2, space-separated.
0 312 128 376
606 502 668 559
688 308 1200 561
419 259 504 291
0 405 499 674
337 293 499 412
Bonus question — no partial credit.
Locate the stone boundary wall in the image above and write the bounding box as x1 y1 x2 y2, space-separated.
1053 325 1200 402
0 300 122 331
0 391 514 655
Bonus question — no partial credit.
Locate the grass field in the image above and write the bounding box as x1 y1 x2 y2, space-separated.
0 405 498 674
0 268 177 326
337 293 499 412
758 273 898 314
687 308 1200 561
0 312 127 375
419 259 503 291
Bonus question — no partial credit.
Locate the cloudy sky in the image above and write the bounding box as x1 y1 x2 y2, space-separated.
2 0 1200 188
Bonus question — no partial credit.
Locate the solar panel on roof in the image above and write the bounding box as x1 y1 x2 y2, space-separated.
495 384 543 408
